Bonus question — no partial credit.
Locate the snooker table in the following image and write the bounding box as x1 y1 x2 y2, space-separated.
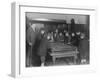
49 42 79 64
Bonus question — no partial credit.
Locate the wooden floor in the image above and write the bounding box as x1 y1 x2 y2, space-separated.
45 57 89 66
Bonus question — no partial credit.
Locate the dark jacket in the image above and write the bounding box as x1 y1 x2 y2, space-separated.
71 35 80 47
37 36 49 57
26 27 36 45
79 38 89 59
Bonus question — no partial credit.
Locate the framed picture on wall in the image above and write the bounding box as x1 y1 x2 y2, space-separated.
11 2 96 78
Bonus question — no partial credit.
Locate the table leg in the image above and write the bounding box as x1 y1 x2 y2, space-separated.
52 56 56 64
74 55 77 64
